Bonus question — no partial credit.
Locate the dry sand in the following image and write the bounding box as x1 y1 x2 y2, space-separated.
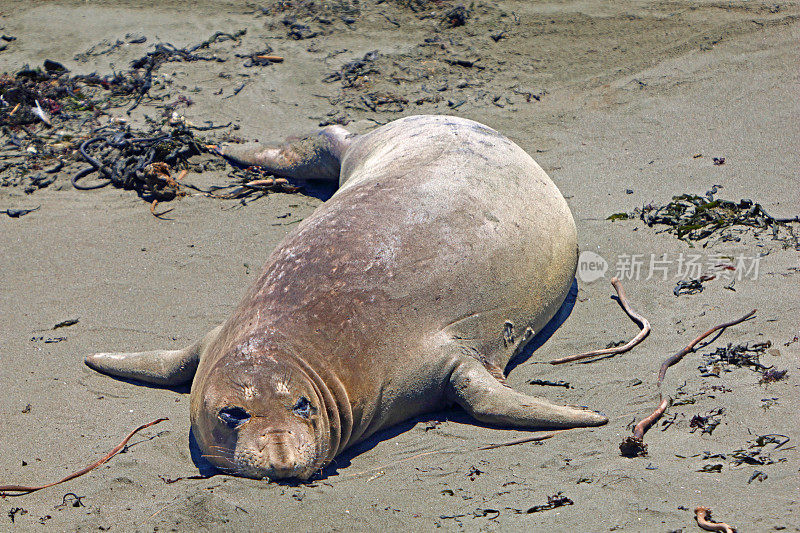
0 1 798 531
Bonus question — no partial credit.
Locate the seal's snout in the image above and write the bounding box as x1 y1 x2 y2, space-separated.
260 431 313 479
236 429 315 480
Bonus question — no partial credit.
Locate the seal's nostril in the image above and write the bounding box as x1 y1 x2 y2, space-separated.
218 406 251 429
292 396 317 419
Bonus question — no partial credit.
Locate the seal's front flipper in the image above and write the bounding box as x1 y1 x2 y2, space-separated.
85 325 222 386
447 358 607 428
214 125 354 182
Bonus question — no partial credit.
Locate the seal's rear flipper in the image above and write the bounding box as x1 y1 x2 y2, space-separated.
447 359 607 428
85 325 222 386
214 125 354 182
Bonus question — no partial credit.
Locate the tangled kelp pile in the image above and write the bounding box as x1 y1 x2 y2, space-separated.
69 122 208 198
610 188 799 249
2 62 217 205
1 30 245 128
293 1 549 125
0 30 301 214
697 341 788 384
256 0 472 42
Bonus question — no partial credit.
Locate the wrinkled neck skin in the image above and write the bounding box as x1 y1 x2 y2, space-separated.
280 345 354 468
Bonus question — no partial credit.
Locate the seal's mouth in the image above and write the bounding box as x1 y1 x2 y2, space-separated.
233 428 320 480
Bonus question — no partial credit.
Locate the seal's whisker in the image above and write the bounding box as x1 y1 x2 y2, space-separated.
201 454 235 463
228 378 250 391
199 462 238 475
203 448 234 457
202 455 234 462
206 451 235 459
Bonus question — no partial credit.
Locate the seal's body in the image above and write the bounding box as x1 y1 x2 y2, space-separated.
87 115 606 480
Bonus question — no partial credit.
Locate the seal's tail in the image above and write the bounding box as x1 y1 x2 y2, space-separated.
212 125 353 182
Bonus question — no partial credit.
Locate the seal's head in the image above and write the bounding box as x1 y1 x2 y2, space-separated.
191 352 329 480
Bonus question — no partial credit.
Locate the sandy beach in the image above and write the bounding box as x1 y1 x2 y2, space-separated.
1 1 798 530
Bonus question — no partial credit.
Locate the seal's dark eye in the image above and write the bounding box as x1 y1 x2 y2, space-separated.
218 407 250 429
292 396 316 419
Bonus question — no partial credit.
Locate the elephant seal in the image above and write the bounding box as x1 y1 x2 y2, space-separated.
86 115 607 480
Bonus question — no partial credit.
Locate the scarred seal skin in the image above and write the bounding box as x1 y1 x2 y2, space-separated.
86 115 607 480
